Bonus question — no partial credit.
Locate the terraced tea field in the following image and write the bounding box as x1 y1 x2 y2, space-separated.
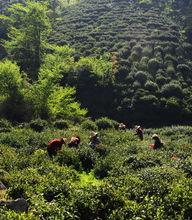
50 0 181 56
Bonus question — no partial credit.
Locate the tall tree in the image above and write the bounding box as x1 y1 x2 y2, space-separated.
3 0 51 80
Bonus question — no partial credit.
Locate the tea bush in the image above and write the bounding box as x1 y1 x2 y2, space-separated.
29 119 48 132
53 120 70 130
0 125 192 219
81 120 98 131
0 119 12 133
95 117 118 130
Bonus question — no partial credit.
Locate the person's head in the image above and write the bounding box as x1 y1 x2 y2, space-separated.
152 134 159 140
90 131 98 139
91 131 98 138
135 125 141 130
72 135 80 144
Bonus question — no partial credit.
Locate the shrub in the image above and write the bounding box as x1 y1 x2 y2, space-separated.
132 44 142 56
145 81 158 92
53 120 70 129
156 76 167 86
29 119 48 132
139 95 159 108
132 80 141 89
78 146 98 172
142 46 152 57
8 185 26 199
164 54 178 67
56 148 81 170
130 51 140 62
129 40 137 48
96 117 118 130
0 169 10 186
163 179 192 219
161 83 183 98
81 120 98 130
177 64 191 79
0 119 12 132
94 159 112 179
166 65 175 75
148 58 160 74
43 183 69 202
140 56 149 71
165 97 181 111
135 71 148 85
119 47 131 59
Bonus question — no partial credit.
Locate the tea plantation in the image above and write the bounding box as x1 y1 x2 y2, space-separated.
0 0 192 218
0 122 192 219
48 0 192 124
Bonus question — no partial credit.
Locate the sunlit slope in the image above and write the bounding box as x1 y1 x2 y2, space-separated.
0 124 192 219
49 0 192 124
50 0 182 56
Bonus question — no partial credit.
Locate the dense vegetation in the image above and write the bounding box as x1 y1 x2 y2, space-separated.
49 0 192 124
0 122 192 219
0 1 192 219
0 0 192 125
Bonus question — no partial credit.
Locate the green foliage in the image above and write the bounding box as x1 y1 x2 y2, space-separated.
0 118 12 132
78 146 98 172
29 118 48 132
56 147 81 170
28 46 87 120
75 56 113 79
81 120 98 131
161 83 183 98
177 64 191 79
94 158 112 179
145 80 159 92
53 119 70 129
96 117 118 130
166 65 175 75
0 60 22 97
165 97 181 111
3 1 51 79
0 125 192 218
148 58 160 74
0 60 31 121
47 87 87 119
1 0 192 125
135 71 148 85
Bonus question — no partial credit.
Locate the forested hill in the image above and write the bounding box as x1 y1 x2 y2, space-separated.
0 0 192 125
50 0 192 125
51 0 186 56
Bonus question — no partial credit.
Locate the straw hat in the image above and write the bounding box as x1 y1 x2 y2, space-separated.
90 131 98 137
152 134 159 139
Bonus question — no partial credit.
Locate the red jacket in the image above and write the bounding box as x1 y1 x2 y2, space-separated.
48 138 64 151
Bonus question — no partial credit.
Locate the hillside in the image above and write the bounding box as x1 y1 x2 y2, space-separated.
0 1 192 219
0 122 192 219
51 0 182 56
0 0 192 125
48 0 192 125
